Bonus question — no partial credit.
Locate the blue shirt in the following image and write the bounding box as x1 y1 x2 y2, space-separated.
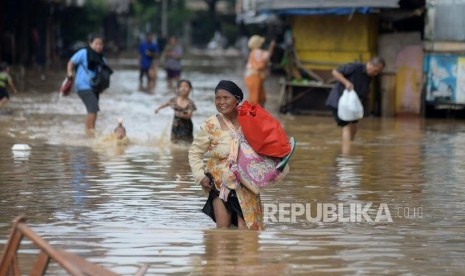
70 48 107 93
139 41 159 70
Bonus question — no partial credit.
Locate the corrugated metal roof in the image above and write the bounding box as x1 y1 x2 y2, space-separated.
256 0 399 10
273 7 373 16
236 0 399 24
425 0 465 41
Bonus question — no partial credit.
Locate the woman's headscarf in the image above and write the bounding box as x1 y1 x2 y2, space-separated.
215 80 243 102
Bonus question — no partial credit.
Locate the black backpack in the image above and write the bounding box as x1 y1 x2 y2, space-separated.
91 63 113 93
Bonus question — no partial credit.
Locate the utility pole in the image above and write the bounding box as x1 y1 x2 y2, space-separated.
161 0 167 37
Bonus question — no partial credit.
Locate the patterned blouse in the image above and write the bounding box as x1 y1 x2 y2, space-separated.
168 97 197 116
188 115 264 230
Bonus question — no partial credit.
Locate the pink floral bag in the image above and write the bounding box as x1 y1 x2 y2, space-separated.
220 115 289 195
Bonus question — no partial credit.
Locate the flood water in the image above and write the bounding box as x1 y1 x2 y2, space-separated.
1 54 465 275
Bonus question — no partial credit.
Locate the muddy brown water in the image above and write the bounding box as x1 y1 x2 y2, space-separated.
1 55 465 275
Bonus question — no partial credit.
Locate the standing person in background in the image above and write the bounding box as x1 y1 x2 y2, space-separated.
138 33 159 93
162 36 183 90
325 56 385 151
155 79 197 145
0 62 18 112
244 35 275 107
66 33 109 136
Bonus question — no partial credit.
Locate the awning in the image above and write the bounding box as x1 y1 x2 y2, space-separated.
274 7 374 16
237 0 399 24
256 0 399 10
237 12 281 24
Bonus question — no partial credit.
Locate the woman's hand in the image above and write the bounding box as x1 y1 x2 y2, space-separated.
200 176 213 192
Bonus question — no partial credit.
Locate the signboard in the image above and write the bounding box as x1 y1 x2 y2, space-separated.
424 54 465 104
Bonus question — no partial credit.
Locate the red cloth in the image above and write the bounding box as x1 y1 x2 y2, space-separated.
59 77 73 96
237 101 291 158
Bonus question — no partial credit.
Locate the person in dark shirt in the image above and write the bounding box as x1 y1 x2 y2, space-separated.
325 57 385 149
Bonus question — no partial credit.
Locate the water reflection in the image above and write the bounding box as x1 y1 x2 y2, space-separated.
334 153 363 201
11 148 31 163
60 147 105 215
197 229 288 275
0 59 465 274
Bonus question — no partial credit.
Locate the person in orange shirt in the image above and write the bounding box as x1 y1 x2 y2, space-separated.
244 35 275 107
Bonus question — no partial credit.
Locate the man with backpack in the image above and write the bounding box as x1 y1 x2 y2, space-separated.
66 33 113 136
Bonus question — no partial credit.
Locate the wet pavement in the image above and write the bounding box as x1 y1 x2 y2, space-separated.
1 53 465 275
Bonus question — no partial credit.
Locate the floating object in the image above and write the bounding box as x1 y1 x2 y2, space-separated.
11 144 31 151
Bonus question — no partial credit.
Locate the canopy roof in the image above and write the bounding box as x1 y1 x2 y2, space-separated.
237 0 400 24
256 0 399 10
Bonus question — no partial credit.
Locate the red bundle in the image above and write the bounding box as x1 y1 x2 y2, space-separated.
237 101 291 158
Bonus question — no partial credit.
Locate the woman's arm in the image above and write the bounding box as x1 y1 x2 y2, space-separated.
188 123 210 185
267 40 276 61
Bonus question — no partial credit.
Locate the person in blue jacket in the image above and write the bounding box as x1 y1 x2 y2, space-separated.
138 33 160 93
66 33 109 135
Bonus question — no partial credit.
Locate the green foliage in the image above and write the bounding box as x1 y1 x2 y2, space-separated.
167 8 193 37
222 22 240 47
132 0 159 33
85 0 108 24
191 11 217 46
62 0 109 49
131 0 192 37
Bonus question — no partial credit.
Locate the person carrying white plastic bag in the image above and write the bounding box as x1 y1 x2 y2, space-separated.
325 57 385 150
337 89 364 121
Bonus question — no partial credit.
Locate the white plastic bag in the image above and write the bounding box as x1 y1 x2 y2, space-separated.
337 89 364 121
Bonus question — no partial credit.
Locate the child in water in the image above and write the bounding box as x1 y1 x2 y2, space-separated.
155 79 197 145
103 118 129 146
0 62 18 112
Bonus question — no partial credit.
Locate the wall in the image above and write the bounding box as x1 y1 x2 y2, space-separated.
292 14 378 71
290 13 378 113
378 32 423 116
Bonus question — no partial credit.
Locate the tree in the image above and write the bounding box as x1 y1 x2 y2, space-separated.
204 0 237 33
131 0 192 38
